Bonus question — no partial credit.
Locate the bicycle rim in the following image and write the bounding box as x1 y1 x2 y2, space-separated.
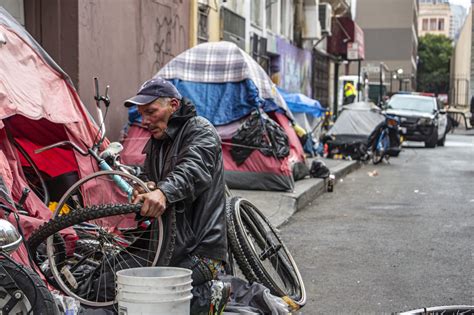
232 197 306 308
37 204 160 307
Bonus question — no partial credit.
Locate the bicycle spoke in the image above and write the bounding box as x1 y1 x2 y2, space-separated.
30 172 171 307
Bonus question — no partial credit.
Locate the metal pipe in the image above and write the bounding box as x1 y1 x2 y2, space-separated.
357 60 361 101
334 61 340 119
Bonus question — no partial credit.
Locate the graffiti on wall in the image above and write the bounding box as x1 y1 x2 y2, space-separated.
139 0 189 79
276 37 312 96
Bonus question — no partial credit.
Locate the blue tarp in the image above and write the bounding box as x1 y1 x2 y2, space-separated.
128 79 285 126
278 88 326 118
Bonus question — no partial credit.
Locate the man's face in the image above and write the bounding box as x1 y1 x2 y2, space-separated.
138 98 179 140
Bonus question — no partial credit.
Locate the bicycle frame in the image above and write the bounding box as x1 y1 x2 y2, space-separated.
375 129 390 153
95 153 134 199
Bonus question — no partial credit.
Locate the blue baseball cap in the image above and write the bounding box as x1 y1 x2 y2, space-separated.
124 77 182 107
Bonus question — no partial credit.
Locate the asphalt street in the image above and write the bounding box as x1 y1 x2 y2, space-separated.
280 133 474 314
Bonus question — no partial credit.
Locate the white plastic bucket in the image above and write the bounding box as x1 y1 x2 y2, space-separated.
116 267 193 315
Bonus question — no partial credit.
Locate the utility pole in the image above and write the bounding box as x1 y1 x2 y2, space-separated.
334 59 340 119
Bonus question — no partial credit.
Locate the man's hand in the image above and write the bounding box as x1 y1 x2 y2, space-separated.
132 181 156 200
133 189 167 218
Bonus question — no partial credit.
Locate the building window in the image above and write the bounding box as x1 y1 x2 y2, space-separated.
221 7 246 50
266 0 272 29
312 50 330 107
430 18 437 30
197 4 209 44
438 18 444 31
251 0 263 28
279 0 293 39
266 0 278 32
422 18 429 31
223 0 245 16
251 33 269 73
280 0 287 35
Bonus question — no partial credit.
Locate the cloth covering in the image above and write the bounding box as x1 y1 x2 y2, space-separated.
327 102 384 137
168 79 261 126
156 41 293 120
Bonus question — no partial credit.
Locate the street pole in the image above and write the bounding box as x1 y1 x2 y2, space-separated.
390 72 393 94
334 61 340 119
357 60 361 101
379 63 383 105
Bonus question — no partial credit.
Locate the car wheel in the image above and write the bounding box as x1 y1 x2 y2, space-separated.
437 132 446 146
425 127 438 148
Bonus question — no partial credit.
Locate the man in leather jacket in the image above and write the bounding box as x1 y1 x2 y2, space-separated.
125 77 229 313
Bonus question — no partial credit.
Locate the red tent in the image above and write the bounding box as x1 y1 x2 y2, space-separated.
121 42 307 191
0 8 112 239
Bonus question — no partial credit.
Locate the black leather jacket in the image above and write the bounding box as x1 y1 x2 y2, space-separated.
143 98 227 264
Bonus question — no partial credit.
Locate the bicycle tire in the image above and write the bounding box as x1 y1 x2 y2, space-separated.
228 197 306 309
372 133 388 165
399 305 474 315
225 198 258 283
0 258 59 314
9 135 50 205
27 203 176 307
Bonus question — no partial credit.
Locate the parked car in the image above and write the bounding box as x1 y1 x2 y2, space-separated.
384 94 448 148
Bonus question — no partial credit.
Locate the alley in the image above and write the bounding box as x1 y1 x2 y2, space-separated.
281 133 474 314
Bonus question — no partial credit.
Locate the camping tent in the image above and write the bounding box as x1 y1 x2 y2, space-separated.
0 7 113 236
278 88 328 153
323 101 384 159
122 41 306 191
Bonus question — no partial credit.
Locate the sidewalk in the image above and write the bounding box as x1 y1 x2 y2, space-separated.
230 158 361 228
451 126 474 136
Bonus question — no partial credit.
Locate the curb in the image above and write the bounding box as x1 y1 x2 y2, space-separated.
231 160 361 228
275 160 361 227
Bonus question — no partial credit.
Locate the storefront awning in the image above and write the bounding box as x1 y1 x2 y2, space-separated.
327 17 365 60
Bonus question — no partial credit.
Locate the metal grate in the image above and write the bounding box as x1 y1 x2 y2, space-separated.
221 7 246 50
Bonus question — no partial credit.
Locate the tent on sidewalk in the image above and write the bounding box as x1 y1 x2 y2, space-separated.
278 88 328 154
0 7 117 238
121 41 307 191
322 101 384 159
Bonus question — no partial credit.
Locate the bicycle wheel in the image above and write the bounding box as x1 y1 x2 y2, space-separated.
0 258 59 314
9 136 50 205
28 203 175 307
372 132 388 165
228 197 306 309
399 305 474 315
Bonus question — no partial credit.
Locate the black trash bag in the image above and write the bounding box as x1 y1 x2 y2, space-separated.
292 161 310 180
309 160 330 178
231 112 289 165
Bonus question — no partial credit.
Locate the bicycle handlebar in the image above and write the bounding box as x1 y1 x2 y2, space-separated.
35 141 89 156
